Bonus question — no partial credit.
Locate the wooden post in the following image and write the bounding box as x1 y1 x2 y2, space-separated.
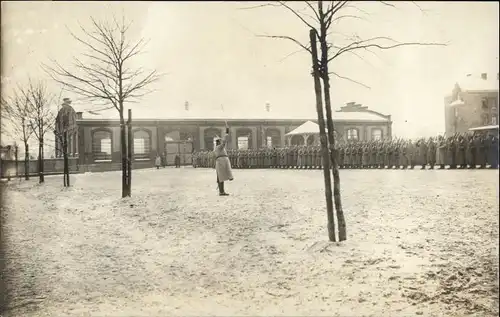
310 29 336 242
127 109 132 197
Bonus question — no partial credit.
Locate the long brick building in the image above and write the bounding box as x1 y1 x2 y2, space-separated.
60 101 392 169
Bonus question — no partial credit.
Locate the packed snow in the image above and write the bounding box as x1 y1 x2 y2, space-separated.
1 167 499 316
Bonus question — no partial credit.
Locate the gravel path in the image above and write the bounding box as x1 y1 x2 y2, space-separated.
1 168 498 316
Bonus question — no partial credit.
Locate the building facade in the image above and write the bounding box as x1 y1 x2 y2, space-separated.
72 101 392 168
445 72 499 135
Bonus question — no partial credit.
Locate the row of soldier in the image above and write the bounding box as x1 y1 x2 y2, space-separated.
192 133 498 170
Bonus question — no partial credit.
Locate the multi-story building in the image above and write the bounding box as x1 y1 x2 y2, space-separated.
445 73 499 135
55 100 392 170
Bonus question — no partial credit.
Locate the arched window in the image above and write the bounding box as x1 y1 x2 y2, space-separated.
133 129 151 160
347 128 359 141
265 128 281 148
236 128 253 149
306 135 315 145
92 129 112 162
203 128 221 151
371 128 383 141
290 135 304 146
237 136 249 149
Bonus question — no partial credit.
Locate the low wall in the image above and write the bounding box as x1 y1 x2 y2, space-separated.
1 158 80 178
0 158 170 178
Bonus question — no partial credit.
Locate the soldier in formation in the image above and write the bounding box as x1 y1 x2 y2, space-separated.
191 132 498 170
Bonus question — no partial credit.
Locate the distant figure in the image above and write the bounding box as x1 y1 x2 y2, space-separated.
155 155 161 169
214 124 234 196
174 154 181 168
161 152 167 168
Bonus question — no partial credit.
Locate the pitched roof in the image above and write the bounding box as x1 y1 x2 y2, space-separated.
286 121 325 135
456 74 498 92
78 106 390 122
450 99 465 106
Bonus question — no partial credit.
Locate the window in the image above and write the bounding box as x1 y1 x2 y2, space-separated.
237 136 249 149
180 132 192 141
371 128 382 141
100 139 111 154
133 130 151 160
266 136 272 147
92 130 112 161
347 128 359 141
493 116 497 125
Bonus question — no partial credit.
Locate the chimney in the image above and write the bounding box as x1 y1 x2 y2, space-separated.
265 102 270 112
184 101 189 111
481 73 487 80
76 112 82 119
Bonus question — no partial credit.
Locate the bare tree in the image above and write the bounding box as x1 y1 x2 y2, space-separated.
53 104 75 187
43 15 161 198
243 0 447 241
21 79 56 184
1 89 35 180
309 29 336 241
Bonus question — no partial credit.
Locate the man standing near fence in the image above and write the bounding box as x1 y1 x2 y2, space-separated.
214 123 234 196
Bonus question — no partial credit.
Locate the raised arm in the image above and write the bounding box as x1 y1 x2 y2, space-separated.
221 126 230 146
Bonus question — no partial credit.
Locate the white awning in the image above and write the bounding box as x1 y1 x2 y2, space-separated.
285 121 328 136
468 125 499 131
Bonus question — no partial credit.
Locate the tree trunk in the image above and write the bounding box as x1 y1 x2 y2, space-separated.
310 29 336 242
14 146 19 178
127 109 132 197
24 143 29 180
120 113 128 198
319 22 346 241
38 140 44 183
63 132 70 187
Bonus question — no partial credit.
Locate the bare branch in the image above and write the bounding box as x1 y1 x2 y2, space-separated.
277 46 311 63
277 1 319 33
256 34 311 54
303 1 321 22
379 1 397 8
409 1 430 15
330 44 377 69
328 71 371 89
331 14 367 24
328 36 448 63
44 15 162 117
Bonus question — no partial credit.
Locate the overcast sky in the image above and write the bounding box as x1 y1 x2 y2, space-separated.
1 1 499 144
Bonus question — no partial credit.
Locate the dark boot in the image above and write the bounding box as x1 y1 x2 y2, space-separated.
219 182 229 196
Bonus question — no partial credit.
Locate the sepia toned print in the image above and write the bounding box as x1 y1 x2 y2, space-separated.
0 1 498 317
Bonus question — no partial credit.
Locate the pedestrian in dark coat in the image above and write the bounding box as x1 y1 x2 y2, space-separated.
456 136 466 168
474 135 486 169
466 135 476 168
427 138 436 169
436 136 447 169
487 134 498 168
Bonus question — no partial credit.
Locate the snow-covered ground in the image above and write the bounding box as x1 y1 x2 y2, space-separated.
1 168 499 316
